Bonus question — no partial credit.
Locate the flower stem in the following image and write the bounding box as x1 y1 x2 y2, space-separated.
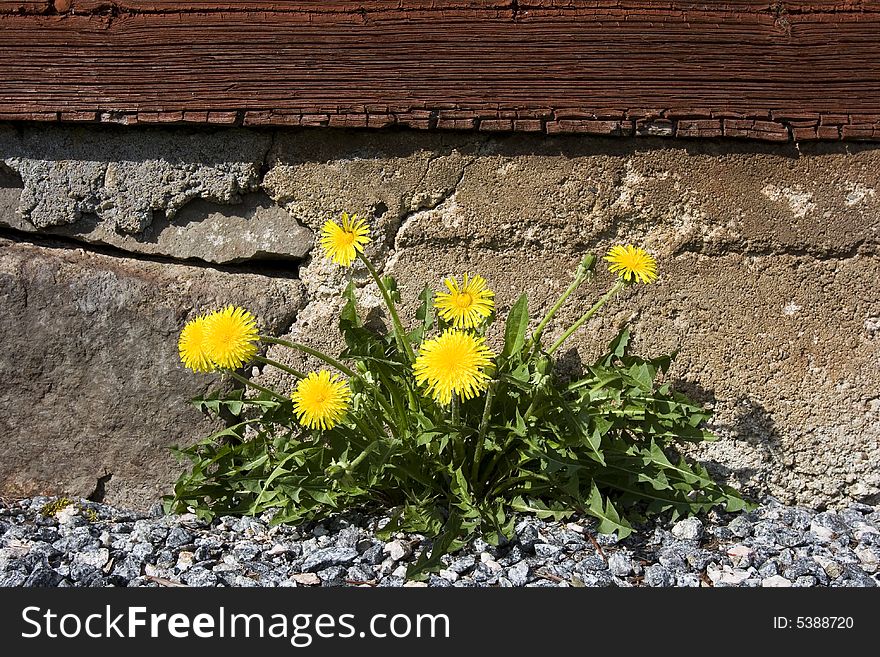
529 253 595 351
356 252 416 363
259 336 400 437
349 440 379 470
547 279 625 355
254 355 305 380
259 336 356 378
472 380 497 483
226 370 288 402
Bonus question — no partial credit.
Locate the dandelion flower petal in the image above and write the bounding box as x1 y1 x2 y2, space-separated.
603 244 658 284
413 329 495 405
178 315 216 373
203 305 259 369
292 370 352 430
319 212 371 267
435 273 495 329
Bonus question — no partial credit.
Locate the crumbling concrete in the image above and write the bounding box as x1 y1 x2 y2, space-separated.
1 125 878 510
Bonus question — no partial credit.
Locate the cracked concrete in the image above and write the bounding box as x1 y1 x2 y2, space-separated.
0 124 878 510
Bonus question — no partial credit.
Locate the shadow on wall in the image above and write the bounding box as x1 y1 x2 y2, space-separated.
670 379 785 492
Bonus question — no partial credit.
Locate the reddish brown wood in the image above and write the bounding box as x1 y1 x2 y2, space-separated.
1 1 880 141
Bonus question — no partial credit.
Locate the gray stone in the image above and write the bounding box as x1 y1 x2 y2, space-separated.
516 524 539 552
359 544 385 565
574 571 616 587
301 547 359 572
0 239 303 509
658 546 687 570
811 512 852 539
346 564 375 583
112 555 144 581
232 542 262 562
644 565 674 587
837 565 877 587
783 558 820 580
607 552 634 577
506 561 531 587
1 126 269 234
446 556 476 575
779 507 812 531
428 574 453 587
166 527 194 548
676 573 701 587
31 194 314 265
377 576 405 587
317 565 347 586
534 543 562 559
685 549 720 571
23 566 61 587
576 555 608 572
183 567 220 587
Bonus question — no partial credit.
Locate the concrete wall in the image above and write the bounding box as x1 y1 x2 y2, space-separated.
1 124 878 510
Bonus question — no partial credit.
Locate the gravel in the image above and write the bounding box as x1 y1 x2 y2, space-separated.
1 496 878 588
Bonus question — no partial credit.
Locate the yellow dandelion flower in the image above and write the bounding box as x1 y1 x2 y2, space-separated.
319 212 370 266
178 315 217 373
435 273 495 329
603 244 658 284
292 370 352 431
203 305 259 370
413 329 495 405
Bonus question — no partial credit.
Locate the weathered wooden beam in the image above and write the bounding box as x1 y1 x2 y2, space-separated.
1 1 879 141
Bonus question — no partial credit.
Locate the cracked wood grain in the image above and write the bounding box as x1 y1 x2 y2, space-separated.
0 1 879 141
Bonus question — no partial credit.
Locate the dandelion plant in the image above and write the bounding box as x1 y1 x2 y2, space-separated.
168 211 748 577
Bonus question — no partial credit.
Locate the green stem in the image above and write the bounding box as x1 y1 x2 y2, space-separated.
254 355 305 380
349 440 379 470
492 473 551 497
524 388 544 421
528 254 595 350
547 279 625 355
259 336 356 378
258 336 399 438
472 381 497 483
227 370 288 402
451 395 460 426
357 252 416 363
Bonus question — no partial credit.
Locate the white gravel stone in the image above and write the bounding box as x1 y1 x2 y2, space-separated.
175 551 194 572
290 572 321 586
855 547 878 572
607 552 633 576
671 517 704 541
762 575 793 587
384 540 412 562
74 548 109 568
809 522 836 542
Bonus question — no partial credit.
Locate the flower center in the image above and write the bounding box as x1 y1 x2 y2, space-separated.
454 292 473 309
338 231 356 247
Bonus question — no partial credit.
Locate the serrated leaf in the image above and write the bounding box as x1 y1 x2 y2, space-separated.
587 483 632 538
501 294 529 362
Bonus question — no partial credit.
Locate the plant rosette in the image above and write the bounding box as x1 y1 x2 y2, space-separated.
169 212 748 578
